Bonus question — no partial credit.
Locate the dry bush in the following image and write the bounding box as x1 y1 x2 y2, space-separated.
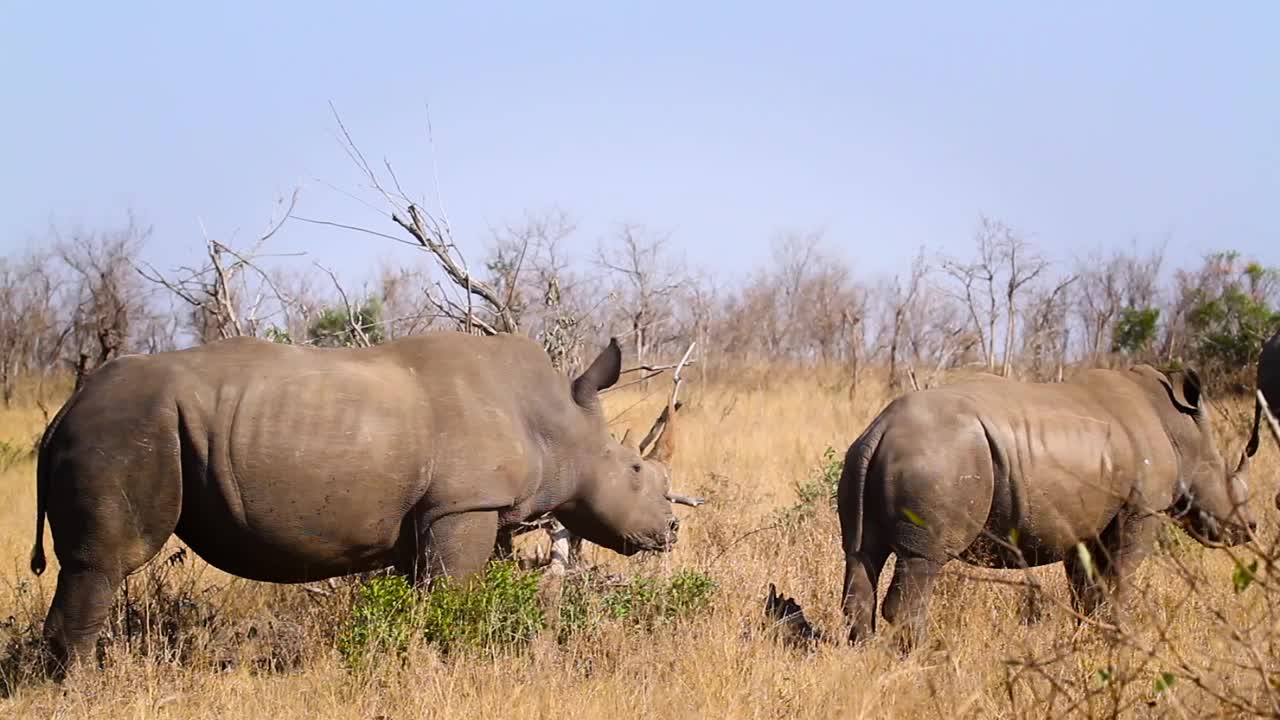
0 366 1277 718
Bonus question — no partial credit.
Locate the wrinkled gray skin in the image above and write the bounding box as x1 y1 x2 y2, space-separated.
1246 329 1280 507
840 365 1256 653
30 333 680 675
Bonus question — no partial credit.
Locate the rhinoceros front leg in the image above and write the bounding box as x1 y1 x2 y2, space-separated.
1064 539 1108 619
397 511 499 588
1065 513 1158 623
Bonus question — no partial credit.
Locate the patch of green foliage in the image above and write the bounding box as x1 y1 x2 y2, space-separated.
1232 559 1259 594
1183 252 1280 380
264 326 293 344
335 573 421 670
336 562 716 670
308 297 386 348
558 568 716 640
418 561 545 655
775 446 843 528
1112 307 1160 356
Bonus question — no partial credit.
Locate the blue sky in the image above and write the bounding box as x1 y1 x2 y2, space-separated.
1 2 1276 284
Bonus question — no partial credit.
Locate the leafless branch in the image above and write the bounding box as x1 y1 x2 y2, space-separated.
317 263 372 348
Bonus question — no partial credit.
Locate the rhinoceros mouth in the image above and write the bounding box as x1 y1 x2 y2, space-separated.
1179 512 1254 548
621 533 678 556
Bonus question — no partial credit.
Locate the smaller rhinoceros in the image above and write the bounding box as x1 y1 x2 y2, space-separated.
30 333 688 676
839 365 1256 653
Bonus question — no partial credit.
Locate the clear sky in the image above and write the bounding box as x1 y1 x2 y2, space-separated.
1 2 1276 284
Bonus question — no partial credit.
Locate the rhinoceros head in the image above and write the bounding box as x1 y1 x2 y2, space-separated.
554 339 681 556
1154 367 1257 547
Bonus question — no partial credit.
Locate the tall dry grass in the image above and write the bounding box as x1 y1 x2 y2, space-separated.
0 366 1277 719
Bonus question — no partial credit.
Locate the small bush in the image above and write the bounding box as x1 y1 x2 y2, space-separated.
418 561 545 655
557 568 717 641
335 574 420 669
775 446 843 528
336 562 717 669
337 561 544 668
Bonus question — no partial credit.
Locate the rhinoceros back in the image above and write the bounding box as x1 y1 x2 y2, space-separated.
38 335 554 583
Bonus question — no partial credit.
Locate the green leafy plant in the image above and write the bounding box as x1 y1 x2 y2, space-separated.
335 574 420 669
338 562 716 670
1179 252 1280 385
308 297 386 348
1154 671 1178 694
1112 306 1160 356
1232 559 1259 594
557 568 717 640
418 561 545 655
776 446 844 527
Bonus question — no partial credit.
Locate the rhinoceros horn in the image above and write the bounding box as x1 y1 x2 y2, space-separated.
640 400 682 464
619 427 639 450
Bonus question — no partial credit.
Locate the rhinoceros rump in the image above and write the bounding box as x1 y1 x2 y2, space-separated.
839 365 1256 653
30 333 683 675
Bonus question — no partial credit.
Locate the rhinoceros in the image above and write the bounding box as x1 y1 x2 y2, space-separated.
1246 329 1280 501
30 333 685 673
839 365 1256 652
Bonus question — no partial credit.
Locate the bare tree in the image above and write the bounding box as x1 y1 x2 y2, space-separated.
0 251 59 406
998 230 1050 377
943 220 1002 372
54 220 157 389
943 217 1048 376
597 224 686 365
888 250 928 387
1021 275 1077 381
1073 241 1166 366
138 192 301 344
485 210 601 373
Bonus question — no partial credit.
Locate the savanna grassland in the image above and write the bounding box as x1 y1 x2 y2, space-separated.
1 366 1278 719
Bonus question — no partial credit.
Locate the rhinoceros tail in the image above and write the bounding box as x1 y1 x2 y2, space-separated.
31 394 76 577
1245 391 1263 461
840 418 887 556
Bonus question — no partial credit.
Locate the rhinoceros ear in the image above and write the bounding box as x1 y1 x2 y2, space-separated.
1161 368 1204 414
572 338 622 410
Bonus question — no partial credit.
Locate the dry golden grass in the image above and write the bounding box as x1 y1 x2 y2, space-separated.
1 367 1278 719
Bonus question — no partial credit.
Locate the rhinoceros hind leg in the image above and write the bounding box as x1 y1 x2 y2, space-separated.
398 511 499 588
842 542 890 645
42 470 178 680
881 555 943 655
41 566 122 679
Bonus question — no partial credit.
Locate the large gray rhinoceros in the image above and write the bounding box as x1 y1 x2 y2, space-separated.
30 333 684 673
839 365 1256 652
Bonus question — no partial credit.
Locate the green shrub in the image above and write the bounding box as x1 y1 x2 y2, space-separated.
1112 307 1160 357
775 446 843 527
337 562 717 669
418 561 544 655
558 568 717 640
337 561 545 668
336 574 420 669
